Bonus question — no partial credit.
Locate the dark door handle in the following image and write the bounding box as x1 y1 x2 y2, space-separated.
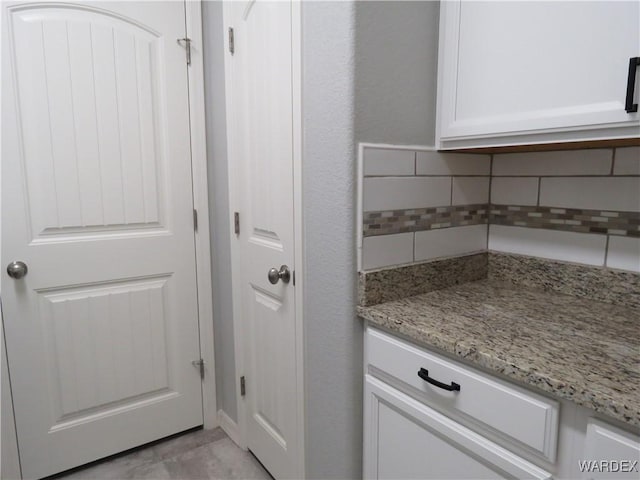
625 57 640 113
417 368 461 392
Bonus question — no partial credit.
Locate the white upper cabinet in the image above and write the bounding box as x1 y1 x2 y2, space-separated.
436 1 640 149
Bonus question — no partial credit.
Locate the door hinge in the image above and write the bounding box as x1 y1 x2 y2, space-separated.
234 212 240 235
192 359 205 380
228 27 235 55
193 209 198 231
177 37 191 65
240 375 246 396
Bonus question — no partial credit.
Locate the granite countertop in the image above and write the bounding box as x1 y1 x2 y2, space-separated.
357 279 640 428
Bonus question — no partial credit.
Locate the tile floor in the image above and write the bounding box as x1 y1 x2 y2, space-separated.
49 428 272 480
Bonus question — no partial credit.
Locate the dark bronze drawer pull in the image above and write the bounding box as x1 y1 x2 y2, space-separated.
625 57 640 113
418 368 461 392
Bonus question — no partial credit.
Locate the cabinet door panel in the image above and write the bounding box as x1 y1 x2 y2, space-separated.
364 375 552 480
378 397 505 479
437 1 640 148
583 419 640 480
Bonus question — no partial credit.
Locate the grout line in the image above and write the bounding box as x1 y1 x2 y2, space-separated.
486 222 491 251
450 177 453 205
488 174 637 178
487 155 493 248
362 174 640 179
364 203 638 215
488 155 494 207
610 148 616 176
412 232 416 262
363 174 494 178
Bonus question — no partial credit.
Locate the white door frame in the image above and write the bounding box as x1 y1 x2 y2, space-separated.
2 306 22 480
0 3 218 476
185 0 218 431
223 2 305 477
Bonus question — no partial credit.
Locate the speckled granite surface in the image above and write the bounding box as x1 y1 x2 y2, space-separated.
358 280 640 427
358 253 487 306
489 252 640 310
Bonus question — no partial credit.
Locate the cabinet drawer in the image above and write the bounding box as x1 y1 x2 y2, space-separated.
366 327 559 461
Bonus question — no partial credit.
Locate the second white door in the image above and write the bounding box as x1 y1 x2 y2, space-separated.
224 1 301 478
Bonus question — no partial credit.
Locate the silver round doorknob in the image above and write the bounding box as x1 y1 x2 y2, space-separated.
6 261 28 280
267 265 291 285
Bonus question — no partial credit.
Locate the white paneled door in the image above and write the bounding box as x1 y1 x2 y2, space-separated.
224 1 301 478
1 2 203 478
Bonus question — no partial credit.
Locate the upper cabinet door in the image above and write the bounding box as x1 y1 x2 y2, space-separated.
436 1 640 150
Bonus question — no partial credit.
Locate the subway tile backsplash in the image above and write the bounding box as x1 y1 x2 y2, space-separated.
491 177 539 206
539 177 640 211
359 145 490 269
363 176 450 211
489 146 639 273
488 225 607 267
452 177 490 205
363 147 415 176
414 225 487 262
361 233 414 270
614 147 640 175
607 236 640 272
415 151 491 175
492 149 612 176
359 144 640 273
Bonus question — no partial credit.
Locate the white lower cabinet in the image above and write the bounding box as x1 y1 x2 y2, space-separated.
364 375 552 480
363 326 640 480
582 420 640 480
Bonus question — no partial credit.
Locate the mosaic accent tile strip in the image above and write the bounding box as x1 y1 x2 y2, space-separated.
488 252 640 310
363 204 488 237
490 205 640 237
363 204 640 238
358 253 487 306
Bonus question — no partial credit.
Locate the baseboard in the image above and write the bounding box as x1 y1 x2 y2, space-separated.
217 409 243 448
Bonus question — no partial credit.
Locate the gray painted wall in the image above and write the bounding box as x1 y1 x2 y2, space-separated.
202 1 439 476
355 1 440 146
300 2 440 478
301 3 362 479
202 0 237 422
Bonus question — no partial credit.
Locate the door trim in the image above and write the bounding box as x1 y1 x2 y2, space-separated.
292 2 306 477
185 0 218 430
222 0 247 452
222 1 305 477
0 4 19 474
1 306 22 480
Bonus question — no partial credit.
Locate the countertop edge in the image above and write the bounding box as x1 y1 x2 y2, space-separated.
357 305 640 429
